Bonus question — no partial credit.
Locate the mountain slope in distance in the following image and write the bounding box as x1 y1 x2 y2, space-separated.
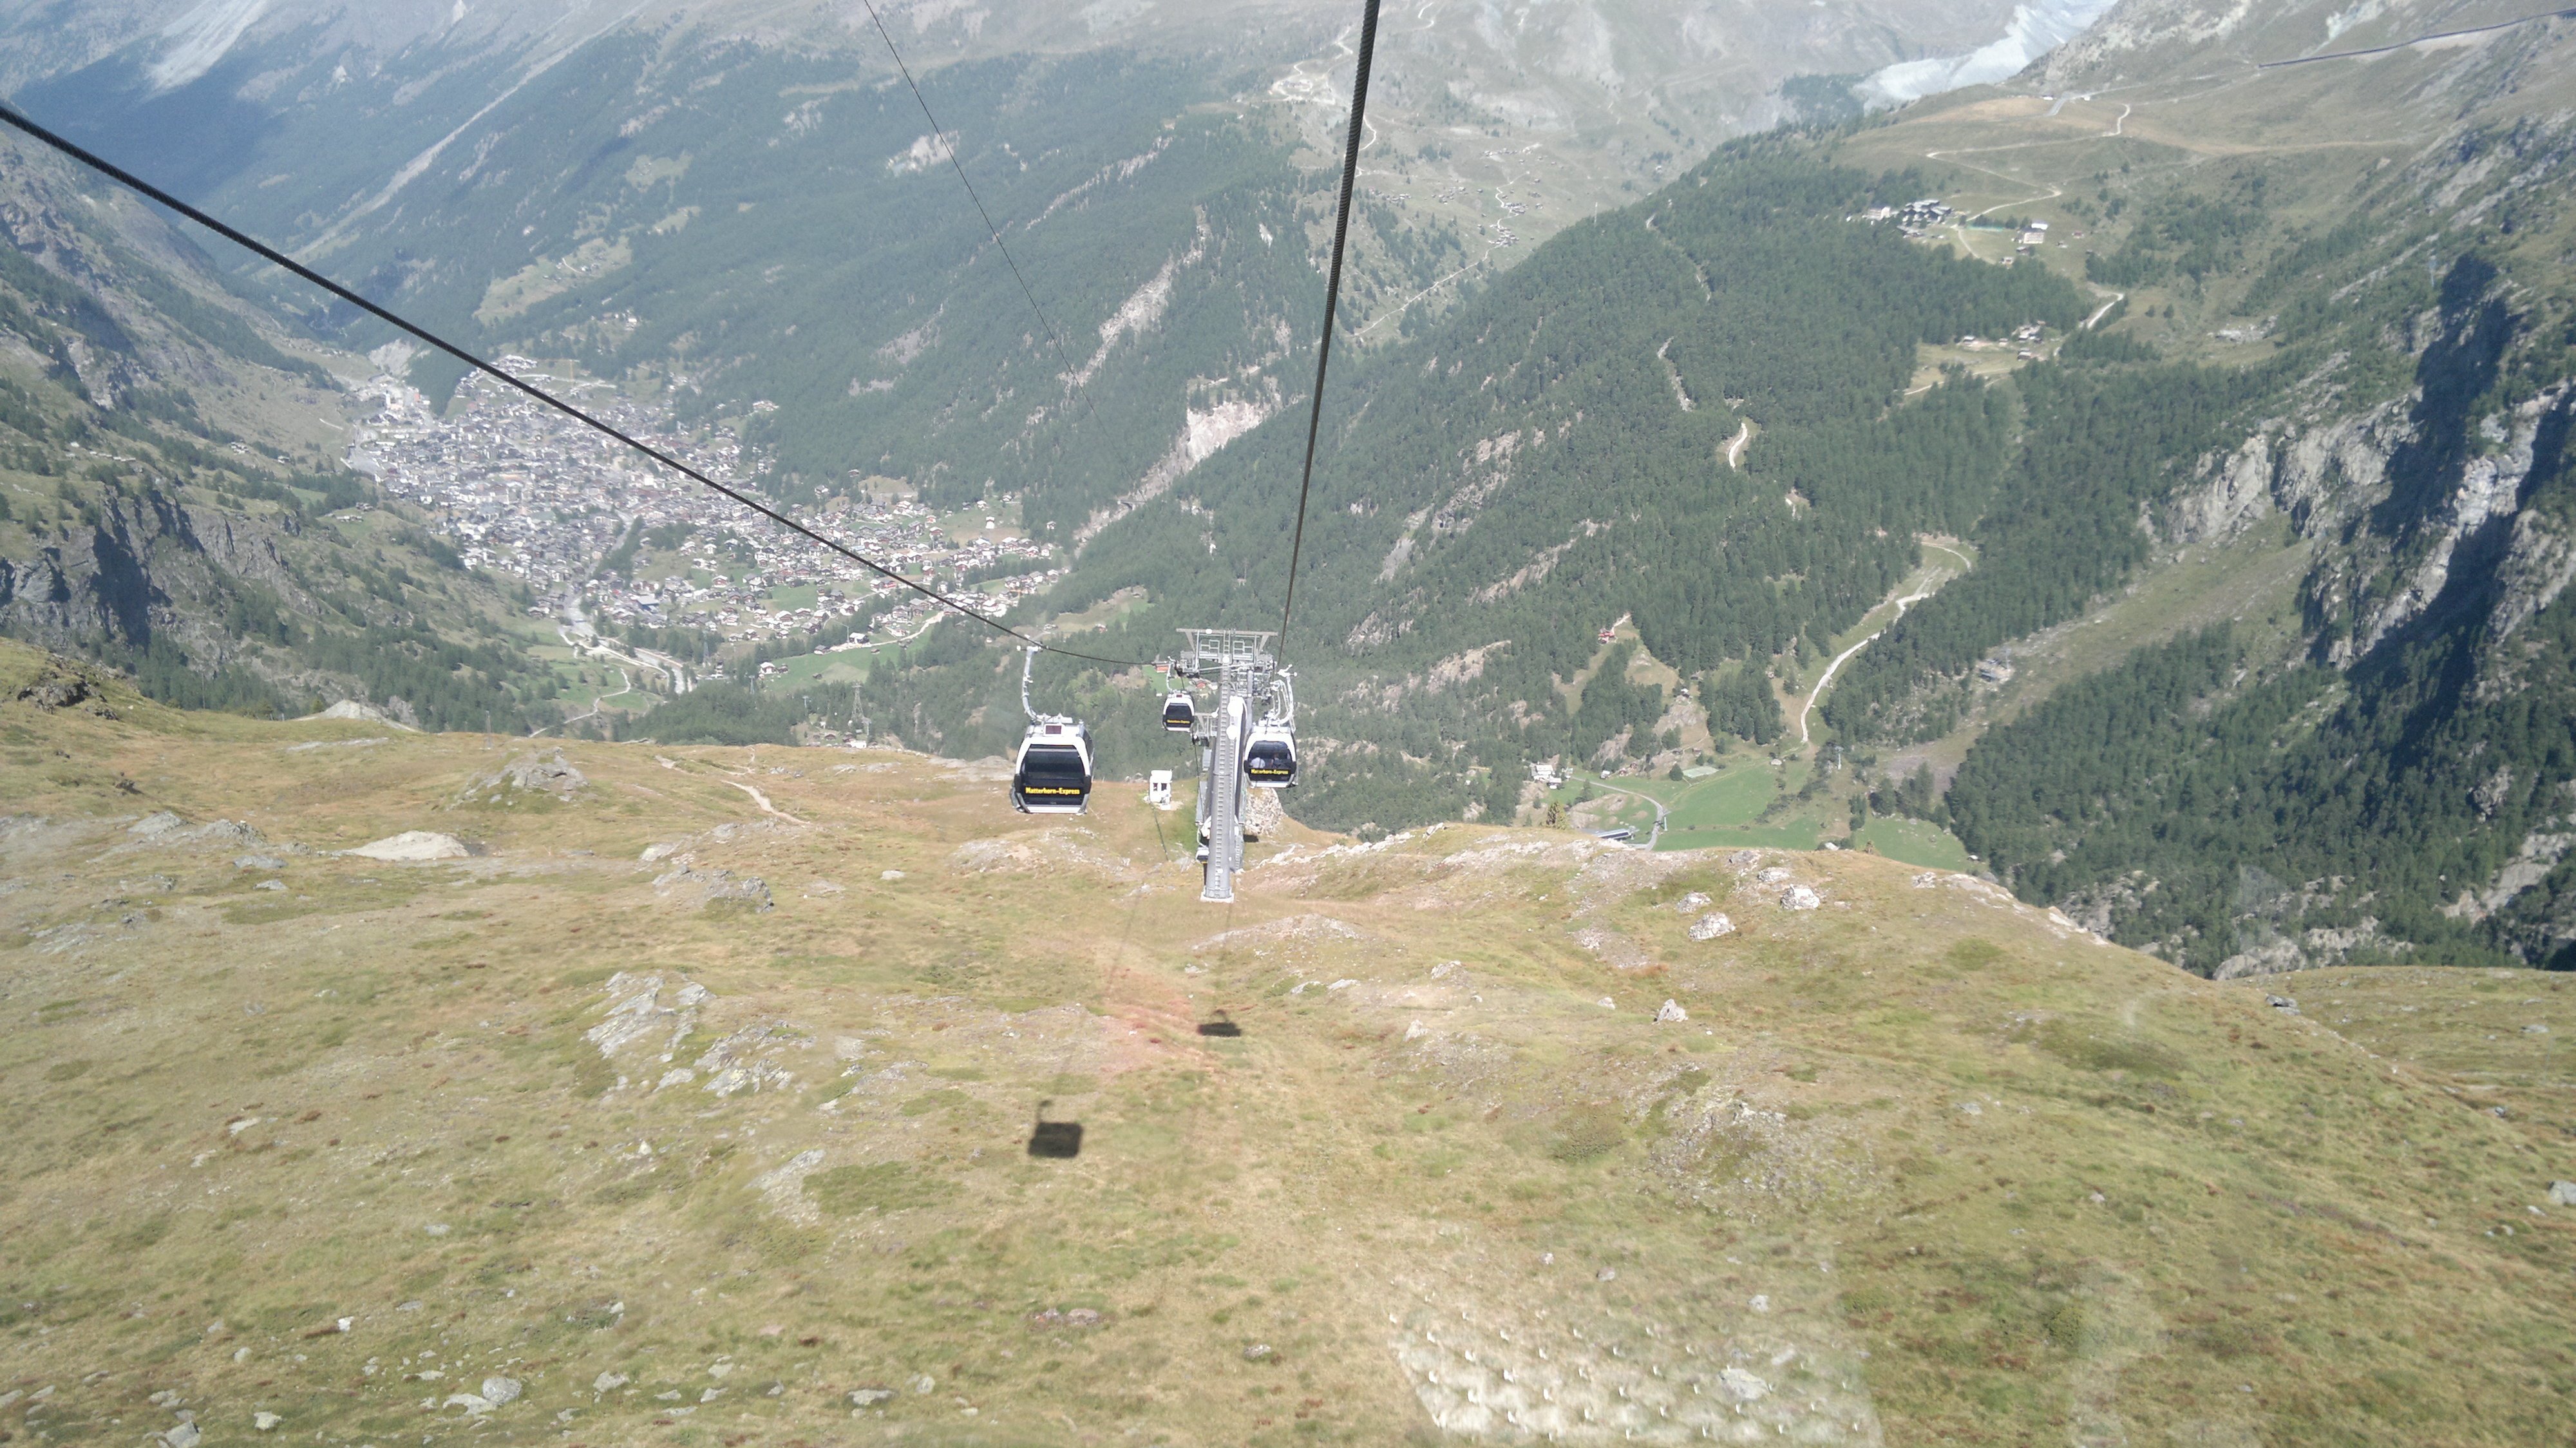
0 139 576 728
1803 0 2576 975
3 639 2571 1445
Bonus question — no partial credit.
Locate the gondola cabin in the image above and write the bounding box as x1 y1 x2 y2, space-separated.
1162 692 1196 732
1012 720 1093 814
1244 724 1298 788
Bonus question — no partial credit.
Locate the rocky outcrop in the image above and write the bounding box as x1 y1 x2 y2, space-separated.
2339 384 2570 665
2472 500 2576 701
2160 431 2279 546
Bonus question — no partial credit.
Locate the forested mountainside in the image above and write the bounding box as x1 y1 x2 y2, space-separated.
16 26 1470 524
6 0 2575 980
1827 90 2576 975
0 145 561 728
867 145 2085 817
880 3 2576 980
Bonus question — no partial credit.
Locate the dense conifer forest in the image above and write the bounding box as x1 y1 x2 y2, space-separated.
869 145 2087 831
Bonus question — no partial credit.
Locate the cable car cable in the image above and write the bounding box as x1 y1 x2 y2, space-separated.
0 102 1155 671
856 0 1100 430
1274 0 1383 653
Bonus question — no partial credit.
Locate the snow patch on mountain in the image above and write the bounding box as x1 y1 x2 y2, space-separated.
1857 0 2119 107
146 0 270 91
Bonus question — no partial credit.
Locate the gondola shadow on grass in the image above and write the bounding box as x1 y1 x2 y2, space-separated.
1195 1010 1242 1038
1027 1099 1084 1159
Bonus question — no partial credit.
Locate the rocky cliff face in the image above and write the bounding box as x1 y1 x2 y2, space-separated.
0 141 535 720
0 480 307 663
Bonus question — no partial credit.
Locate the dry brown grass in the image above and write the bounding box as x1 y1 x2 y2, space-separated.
2 641 2571 1447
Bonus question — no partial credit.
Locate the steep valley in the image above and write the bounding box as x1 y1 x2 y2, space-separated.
10 2 2576 1443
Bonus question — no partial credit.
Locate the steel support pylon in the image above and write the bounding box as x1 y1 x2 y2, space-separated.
1168 629 1280 904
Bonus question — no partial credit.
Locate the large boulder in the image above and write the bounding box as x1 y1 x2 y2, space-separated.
348 831 469 862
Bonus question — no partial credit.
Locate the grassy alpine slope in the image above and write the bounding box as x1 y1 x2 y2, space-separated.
5 639 2572 1447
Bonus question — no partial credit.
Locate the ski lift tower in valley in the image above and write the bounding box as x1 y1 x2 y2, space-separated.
1166 628 1295 904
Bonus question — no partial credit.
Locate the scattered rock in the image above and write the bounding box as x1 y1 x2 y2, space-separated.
234 855 287 870
1958 1101 1983 1116
1596 1268 1617 1282
1326 978 1358 992
1673 891 1711 911
950 830 1127 877
850 1388 895 1409
805 879 845 897
424 1223 450 1236
252 1411 280 1431
1749 1294 1770 1313
2549 1181 2576 1206
2524 1024 2549 1035
1242 1343 1274 1362
283 736 385 754
652 863 772 911
907 1374 936 1396
1754 866 1792 885
695 1025 800 1097
1719 1366 1770 1402
1597 996 1616 1009
128 813 267 849
593 1373 628 1393
2267 995 2299 1013
1780 886 1821 911
254 879 285 891
480 1378 520 1406
300 700 415 730
880 869 906 881
161 1422 201 1448
1404 1020 1429 1041
349 831 469 862
1656 1000 1689 1023
1688 912 1736 941
1194 913 1367 955
479 752 585 797
15 673 90 709
586 973 712 1058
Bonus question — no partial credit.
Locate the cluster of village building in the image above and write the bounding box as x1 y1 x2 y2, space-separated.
346 360 1059 656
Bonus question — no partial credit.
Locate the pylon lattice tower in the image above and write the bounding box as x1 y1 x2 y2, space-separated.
1166 629 1287 903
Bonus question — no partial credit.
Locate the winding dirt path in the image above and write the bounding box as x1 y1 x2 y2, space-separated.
1795 544 1976 744
1797 589 1935 745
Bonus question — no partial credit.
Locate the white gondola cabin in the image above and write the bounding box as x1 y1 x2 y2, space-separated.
1244 723 1298 788
1162 692 1196 732
1012 719 1093 814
